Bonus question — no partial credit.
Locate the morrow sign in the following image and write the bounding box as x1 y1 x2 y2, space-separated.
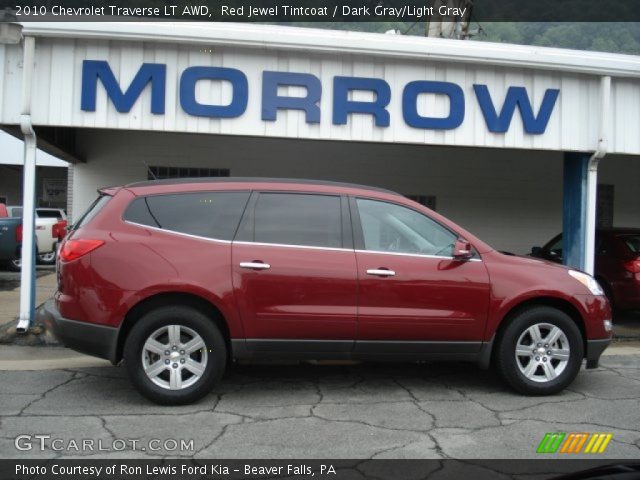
81 60 560 134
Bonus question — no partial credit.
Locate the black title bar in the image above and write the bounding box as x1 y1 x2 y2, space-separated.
0 0 638 22
3 459 640 480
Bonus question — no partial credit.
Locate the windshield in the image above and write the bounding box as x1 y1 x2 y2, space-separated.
543 234 563 255
37 210 63 219
619 234 640 254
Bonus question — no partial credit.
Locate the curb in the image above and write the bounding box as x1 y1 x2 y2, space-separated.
0 345 111 370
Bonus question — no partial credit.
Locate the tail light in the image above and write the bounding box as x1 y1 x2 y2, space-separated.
623 258 640 273
52 220 68 240
59 239 104 262
16 224 22 242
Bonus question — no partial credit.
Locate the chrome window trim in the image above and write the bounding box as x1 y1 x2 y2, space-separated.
125 221 482 261
124 220 232 245
355 248 483 262
126 222 352 251
233 240 352 253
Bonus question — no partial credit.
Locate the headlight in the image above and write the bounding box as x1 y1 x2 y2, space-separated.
568 270 604 296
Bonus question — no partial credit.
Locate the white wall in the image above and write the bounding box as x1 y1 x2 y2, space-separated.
72 130 640 254
0 131 68 167
2 33 640 154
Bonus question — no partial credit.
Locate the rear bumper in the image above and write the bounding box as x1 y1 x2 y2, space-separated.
39 299 119 364
585 338 611 369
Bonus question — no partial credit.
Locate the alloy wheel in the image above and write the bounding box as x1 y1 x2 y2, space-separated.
141 324 208 390
515 323 570 383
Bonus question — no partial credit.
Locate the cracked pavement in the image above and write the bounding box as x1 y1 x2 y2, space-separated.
1 355 639 460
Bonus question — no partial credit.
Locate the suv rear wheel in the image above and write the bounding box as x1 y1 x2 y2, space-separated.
496 306 584 395
124 305 226 405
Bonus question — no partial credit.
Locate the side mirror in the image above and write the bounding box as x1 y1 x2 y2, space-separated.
453 238 473 260
531 246 543 256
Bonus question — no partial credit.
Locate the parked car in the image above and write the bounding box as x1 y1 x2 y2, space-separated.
531 228 640 310
5 205 63 269
35 208 68 265
0 204 22 268
36 207 67 221
35 218 67 266
42 178 612 405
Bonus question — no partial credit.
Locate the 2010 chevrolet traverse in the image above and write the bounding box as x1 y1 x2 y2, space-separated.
43 178 612 405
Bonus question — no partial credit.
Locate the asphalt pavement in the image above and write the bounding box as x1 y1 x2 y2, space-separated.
0 353 639 460
0 270 639 461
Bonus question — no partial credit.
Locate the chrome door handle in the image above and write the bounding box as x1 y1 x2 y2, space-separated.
240 262 271 270
366 268 395 277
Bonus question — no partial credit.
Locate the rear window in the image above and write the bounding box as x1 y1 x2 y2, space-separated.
71 195 111 230
37 210 63 219
619 234 640 253
9 207 22 218
124 191 250 241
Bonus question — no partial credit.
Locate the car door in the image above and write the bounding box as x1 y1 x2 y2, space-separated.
231 191 358 354
351 197 491 352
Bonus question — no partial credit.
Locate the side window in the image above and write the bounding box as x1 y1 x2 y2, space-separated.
71 195 110 230
252 193 342 248
356 198 457 256
124 191 249 241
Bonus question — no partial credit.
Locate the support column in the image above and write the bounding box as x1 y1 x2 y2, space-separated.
562 152 589 271
17 121 37 331
16 35 37 332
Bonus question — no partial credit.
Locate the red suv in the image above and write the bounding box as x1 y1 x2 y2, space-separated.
43 178 612 404
530 228 640 310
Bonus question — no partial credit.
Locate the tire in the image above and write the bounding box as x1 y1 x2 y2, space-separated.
7 258 21 272
123 305 226 405
37 251 56 265
495 306 584 395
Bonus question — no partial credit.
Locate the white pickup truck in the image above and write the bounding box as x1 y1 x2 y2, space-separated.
6 206 63 270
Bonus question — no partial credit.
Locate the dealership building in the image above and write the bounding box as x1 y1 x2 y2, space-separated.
0 22 639 323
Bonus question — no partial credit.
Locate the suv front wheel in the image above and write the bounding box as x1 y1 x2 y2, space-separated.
124 305 226 405
496 306 584 395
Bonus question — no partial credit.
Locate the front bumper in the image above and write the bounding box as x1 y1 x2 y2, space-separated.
585 338 611 369
39 299 119 364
